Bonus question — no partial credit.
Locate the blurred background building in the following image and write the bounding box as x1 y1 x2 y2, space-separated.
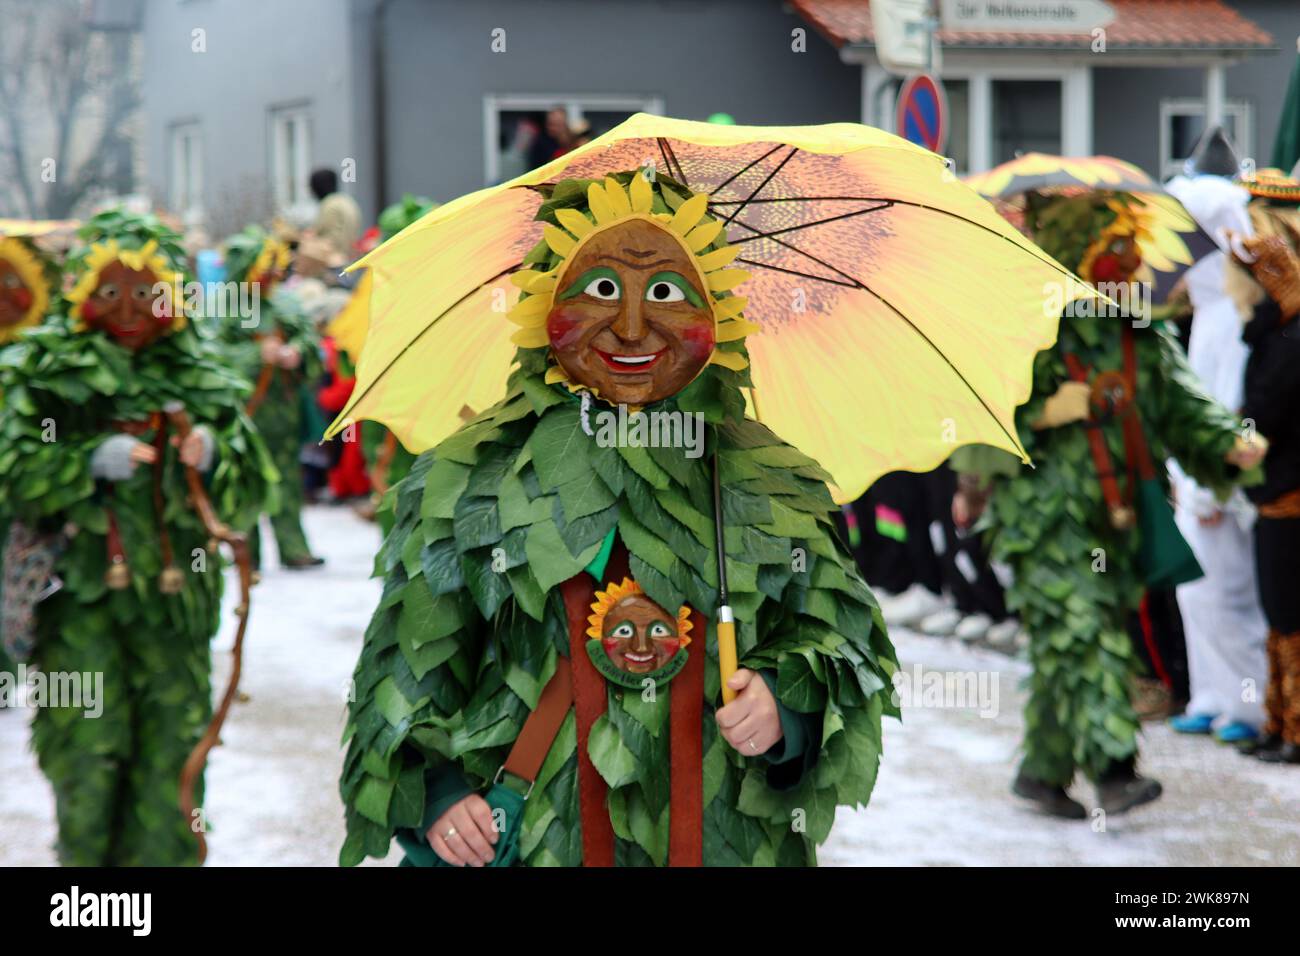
3 1 1292 233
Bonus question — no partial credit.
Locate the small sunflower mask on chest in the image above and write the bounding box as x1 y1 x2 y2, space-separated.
586 577 693 688
509 174 757 407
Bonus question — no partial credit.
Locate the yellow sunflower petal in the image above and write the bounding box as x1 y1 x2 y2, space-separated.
628 173 653 214
511 325 550 348
697 245 740 272
588 182 616 224
544 365 569 385
706 268 749 294
542 223 577 257
510 269 545 289
684 219 724 252
669 193 709 236
714 295 748 320
715 317 759 342
709 349 749 371
604 177 632 218
555 208 595 240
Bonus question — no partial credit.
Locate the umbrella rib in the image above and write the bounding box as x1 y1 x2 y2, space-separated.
723 202 894 244
657 137 688 186
334 262 523 426
723 147 798 226
734 257 859 289
708 143 785 199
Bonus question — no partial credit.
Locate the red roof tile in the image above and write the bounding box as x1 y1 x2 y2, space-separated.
791 0 1275 50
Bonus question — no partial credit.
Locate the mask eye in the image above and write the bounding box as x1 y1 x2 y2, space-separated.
609 622 634 639
2 274 20 289
132 284 153 301
96 282 120 301
646 280 685 303
1110 240 1126 255
649 621 673 638
583 275 621 301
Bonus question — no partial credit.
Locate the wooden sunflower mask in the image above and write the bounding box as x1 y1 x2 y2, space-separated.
0 237 51 343
509 175 756 406
65 239 186 350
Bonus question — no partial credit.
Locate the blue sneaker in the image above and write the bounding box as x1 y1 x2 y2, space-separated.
1214 721 1258 744
1169 713 1216 734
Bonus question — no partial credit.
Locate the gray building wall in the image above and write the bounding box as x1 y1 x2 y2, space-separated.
372 0 858 205
1093 1 1298 174
141 0 364 235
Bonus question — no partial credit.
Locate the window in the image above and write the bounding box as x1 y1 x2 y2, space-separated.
269 105 313 220
992 80 1062 164
168 121 203 225
484 95 665 185
1159 99 1252 180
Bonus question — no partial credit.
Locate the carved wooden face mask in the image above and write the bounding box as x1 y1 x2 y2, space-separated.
547 218 716 405
80 261 174 351
1087 234 1141 284
586 577 692 687
0 258 34 329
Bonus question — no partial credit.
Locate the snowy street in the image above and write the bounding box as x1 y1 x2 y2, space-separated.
2 503 1297 867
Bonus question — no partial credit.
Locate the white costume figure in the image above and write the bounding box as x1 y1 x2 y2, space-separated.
1166 173 1269 734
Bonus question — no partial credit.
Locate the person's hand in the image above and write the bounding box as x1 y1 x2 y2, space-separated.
259 336 281 364
172 430 207 469
1033 381 1092 429
426 793 498 867
127 441 158 466
1226 433 1268 470
1198 509 1224 527
715 669 783 757
277 343 301 369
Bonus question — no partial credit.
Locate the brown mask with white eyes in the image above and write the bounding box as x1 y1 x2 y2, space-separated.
79 261 175 350
546 218 716 405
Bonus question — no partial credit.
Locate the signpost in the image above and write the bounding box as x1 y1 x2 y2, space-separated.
895 74 948 154
871 0 939 74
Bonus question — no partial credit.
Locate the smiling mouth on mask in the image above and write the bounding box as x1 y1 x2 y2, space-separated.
594 347 666 371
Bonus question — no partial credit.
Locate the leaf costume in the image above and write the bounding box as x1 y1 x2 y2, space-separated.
219 227 323 566
0 231 60 681
0 210 275 865
339 175 897 867
960 195 1246 791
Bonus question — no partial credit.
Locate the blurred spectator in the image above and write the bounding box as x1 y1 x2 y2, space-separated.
309 168 361 262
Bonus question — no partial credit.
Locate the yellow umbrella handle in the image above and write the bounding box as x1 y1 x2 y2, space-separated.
717 606 739 704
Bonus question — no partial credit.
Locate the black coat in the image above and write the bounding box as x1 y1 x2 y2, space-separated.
1242 298 1300 505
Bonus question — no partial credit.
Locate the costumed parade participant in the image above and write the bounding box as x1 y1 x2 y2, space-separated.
0 223 61 697
329 116 1095 866
1227 168 1300 764
0 209 274 864
220 226 325 569
1163 130 1269 744
954 186 1266 818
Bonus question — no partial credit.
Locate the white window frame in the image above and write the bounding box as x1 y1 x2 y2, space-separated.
482 93 665 185
268 104 314 221
1158 98 1252 181
168 120 204 225
862 59 1092 175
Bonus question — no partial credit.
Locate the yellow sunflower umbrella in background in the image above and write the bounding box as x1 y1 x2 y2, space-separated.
964 153 1215 302
326 114 1098 502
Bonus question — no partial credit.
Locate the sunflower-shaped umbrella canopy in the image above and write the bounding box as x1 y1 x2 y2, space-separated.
964 152 1216 303
326 114 1096 501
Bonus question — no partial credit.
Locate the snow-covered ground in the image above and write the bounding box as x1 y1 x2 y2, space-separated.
2 504 1297 866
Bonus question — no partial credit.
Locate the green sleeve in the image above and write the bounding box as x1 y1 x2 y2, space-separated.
393 763 475 865
1147 323 1240 495
758 670 819 791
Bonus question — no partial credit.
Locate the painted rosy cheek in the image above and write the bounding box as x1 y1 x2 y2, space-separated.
546 305 586 351
680 323 715 361
80 302 99 322
657 638 681 656
11 289 32 310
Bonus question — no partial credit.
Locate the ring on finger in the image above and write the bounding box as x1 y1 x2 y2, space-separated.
747 737 758 752
445 825 458 839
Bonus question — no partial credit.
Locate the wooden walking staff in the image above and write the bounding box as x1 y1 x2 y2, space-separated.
712 448 740 704
163 401 255 863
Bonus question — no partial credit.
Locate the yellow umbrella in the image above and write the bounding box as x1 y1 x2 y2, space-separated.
326 114 1094 502
964 153 1211 300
